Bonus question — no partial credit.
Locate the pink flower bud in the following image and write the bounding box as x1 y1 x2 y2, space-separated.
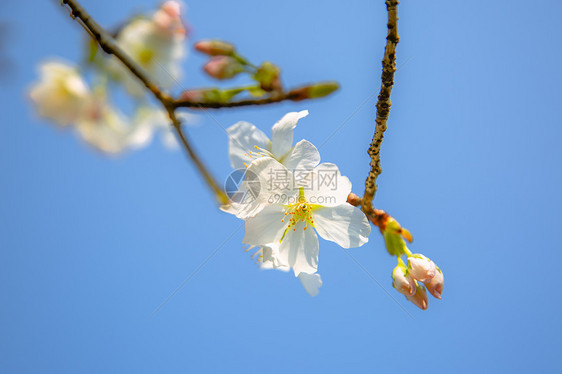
407 254 437 283
194 40 235 56
392 265 416 297
179 89 207 102
203 56 244 80
153 1 186 36
407 284 429 310
161 0 181 18
425 267 444 299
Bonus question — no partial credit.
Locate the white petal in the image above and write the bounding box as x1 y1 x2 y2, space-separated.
227 121 271 169
219 202 237 215
112 14 185 96
271 110 308 159
161 130 179 149
246 157 296 203
75 100 131 154
227 158 294 219
224 192 266 220
127 119 156 149
243 205 287 246
260 244 290 271
279 221 319 276
312 204 371 248
282 139 321 172
305 163 352 207
29 60 90 126
298 272 323 297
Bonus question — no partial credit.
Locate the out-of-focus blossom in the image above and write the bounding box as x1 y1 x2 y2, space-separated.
29 60 90 126
127 106 198 150
75 91 132 154
109 0 187 96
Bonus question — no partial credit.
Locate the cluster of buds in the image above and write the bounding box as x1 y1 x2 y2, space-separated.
194 39 285 97
195 40 248 81
189 39 339 105
349 193 444 311
383 216 444 310
392 254 443 310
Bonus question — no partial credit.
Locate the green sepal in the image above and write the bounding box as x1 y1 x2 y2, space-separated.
383 231 407 257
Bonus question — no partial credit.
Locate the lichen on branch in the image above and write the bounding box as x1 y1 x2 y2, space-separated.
362 0 400 215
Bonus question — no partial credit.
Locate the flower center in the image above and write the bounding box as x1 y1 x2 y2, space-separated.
138 48 155 65
280 188 314 241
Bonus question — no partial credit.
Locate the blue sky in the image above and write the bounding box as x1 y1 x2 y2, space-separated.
1 0 562 372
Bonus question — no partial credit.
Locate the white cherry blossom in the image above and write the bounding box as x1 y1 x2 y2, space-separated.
224 110 320 219
242 158 371 277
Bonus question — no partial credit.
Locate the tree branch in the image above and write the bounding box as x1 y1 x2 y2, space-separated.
61 0 228 204
362 0 400 215
174 89 304 109
60 0 339 205
61 0 168 103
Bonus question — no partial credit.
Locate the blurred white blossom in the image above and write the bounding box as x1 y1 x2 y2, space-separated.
29 59 194 154
109 0 187 96
75 90 132 154
29 60 90 126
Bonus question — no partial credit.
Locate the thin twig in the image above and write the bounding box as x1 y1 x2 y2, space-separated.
362 0 400 215
61 0 228 204
174 88 308 109
164 107 229 204
61 0 167 103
